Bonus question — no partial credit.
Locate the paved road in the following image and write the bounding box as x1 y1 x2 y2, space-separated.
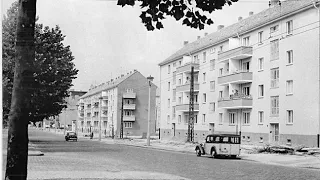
3 128 320 180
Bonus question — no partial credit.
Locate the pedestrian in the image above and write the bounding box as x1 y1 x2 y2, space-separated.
90 132 93 139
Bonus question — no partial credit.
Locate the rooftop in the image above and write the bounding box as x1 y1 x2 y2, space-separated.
159 0 318 66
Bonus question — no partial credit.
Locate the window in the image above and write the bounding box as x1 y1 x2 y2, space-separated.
258 111 264 124
243 86 250 96
219 45 223 52
168 82 171 91
203 93 207 103
287 50 293 65
270 39 279 61
219 68 223 76
229 113 236 125
173 62 176 67
243 36 250 46
210 81 215 91
168 98 170 108
210 59 215 70
194 115 198 124
258 31 263 44
172 106 176 118
168 65 171 74
219 113 223 124
178 78 181 85
270 25 279 34
202 114 206 124
193 55 199 63
203 51 207 63
210 47 215 54
178 115 181 124
124 122 132 128
167 115 170 124
287 110 293 124
203 73 206 82
243 112 250 125
179 61 182 66
271 96 279 116
173 71 176 85
178 97 182 104
194 94 198 103
258 58 264 71
209 102 215 112
271 68 279 88
286 80 293 95
258 85 264 98
286 20 293 35
184 115 188 124
219 91 223 98
172 89 176 102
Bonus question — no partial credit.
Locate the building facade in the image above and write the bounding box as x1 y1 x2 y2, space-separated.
159 0 320 147
78 70 157 138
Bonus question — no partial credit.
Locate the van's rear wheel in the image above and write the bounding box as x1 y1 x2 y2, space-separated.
196 149 201 157
211 149 217 158
231 155 237 159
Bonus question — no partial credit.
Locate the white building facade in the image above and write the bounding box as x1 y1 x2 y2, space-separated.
159 0 320 147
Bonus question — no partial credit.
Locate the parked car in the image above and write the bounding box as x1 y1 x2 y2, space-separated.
195 134 241 158
65 131 77 141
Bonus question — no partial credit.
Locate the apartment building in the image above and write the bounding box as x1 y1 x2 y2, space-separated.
159 0 320 147
77 70 157 138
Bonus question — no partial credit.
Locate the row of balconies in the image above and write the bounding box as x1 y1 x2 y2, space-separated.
81 115 136 122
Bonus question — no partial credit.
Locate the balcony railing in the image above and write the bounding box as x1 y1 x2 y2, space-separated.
123 92 136 99
218 94 253 109
176 104 199 111
218 46 253 62
176 62 200 74
123 115 136 121
218 71 253 85
123 104 136 110
176 82 199 92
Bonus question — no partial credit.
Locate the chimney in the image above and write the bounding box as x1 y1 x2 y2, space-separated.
204 32 208 36
197 36 201 40
238 16 243 21
249 11 254 16
121 74 124 77
217 25 224 30
269 0 280 8
133 69 137 72
183 41 188 45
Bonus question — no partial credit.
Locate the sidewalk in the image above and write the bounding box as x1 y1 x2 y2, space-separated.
43 128 320 170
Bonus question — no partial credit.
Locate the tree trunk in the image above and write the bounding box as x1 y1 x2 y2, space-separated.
5 0 37 180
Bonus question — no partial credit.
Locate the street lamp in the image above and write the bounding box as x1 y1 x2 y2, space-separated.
147 75 154 146
99 96 103 141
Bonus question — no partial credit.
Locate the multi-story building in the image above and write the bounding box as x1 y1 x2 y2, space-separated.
78 70 157 138
159 0 320 147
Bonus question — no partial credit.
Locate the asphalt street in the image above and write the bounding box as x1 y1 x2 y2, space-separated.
3 128 320 180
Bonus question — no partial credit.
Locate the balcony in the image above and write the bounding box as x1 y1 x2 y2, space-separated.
101 91 108 99
123 104 136 110
218 46 253 62
123 115 136 122
218 94 253 109
176 62 200 74
176 83 199 92
176 104 199 112
123 92 136 99
218 71 253 85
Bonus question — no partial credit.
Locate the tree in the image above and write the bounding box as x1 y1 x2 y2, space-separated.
117 0 238 30
4 0 236 179
3 1 78 179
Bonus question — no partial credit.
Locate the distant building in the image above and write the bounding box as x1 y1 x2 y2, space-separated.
78 70 157 138
159 0 320 147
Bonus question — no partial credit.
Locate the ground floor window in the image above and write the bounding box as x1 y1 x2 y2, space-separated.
229 113 235 125
243 112 250 125
124 122 132 128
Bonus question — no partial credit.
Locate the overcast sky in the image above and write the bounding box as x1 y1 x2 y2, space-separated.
2 0 268 91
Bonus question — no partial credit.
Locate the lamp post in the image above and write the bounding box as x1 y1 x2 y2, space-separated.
99 97 103 141
147 75 154 146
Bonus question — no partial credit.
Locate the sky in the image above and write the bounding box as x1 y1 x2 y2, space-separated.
1 0 269 91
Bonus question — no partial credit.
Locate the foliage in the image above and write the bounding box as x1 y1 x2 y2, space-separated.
2 2 78 123
117 0 238 31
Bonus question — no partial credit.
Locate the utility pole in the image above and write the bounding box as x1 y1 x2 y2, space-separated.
187 66 195 142
64 108 67 135
120 98 124 139
147 75 154 146
99 97 103 141
111 113 114 139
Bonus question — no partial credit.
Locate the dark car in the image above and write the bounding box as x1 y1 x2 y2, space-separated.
65 131 77 141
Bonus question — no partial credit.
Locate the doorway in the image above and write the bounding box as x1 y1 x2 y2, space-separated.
270 123 279 143
172 123 176 137
209 123 215 134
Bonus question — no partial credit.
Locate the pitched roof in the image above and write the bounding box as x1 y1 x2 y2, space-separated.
159 0 317 66
80 70 139 99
